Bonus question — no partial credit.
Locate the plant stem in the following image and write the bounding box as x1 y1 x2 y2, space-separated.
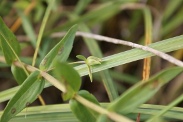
69 61 85 64
12 60 66 93
75 32 183 67
32 0 55 66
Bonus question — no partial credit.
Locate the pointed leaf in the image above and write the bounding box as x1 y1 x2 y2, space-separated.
86 56 102 65
53 62 81 101
39 25 77 71
108 67 183 114
70 90 100 122
76 55 87 61
11 65 27 85
87 64 93 82
0 17 21 64
0 71 45 122
86 56 102 82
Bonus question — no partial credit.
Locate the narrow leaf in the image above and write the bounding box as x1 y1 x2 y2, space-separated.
11 65 27 84
87 64 93 82
86 56 102 65
0 71 45 122
53 62 81 101
70 90 100 122
39 25 77 71
76 55 87 61
0 17 21 64
108 67 183 114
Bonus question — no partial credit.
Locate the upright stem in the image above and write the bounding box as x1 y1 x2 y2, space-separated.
32 0 55 66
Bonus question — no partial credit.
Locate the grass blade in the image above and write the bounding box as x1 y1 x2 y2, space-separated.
108 67 183 114
0 71 45 122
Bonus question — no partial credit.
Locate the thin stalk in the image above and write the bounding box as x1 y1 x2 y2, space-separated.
74 32 183 67
51 31 183 67
29 0 55 105
69 61 85 64
12 60 66 93
32 0 55 66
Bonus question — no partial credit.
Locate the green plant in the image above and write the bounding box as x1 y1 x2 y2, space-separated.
0 0 183 122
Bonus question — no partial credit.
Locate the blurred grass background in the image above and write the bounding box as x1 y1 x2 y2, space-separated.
0 0 183 120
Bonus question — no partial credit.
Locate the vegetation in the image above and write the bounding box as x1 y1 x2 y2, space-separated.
0 0 183 122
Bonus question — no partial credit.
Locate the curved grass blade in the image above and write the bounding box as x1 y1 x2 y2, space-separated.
53 62 81 101
0 71 45 122
0 17 21 64
39 25 77 71
108 67 183 114
70 90 100 122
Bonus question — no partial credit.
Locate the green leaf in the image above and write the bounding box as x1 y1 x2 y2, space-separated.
39 25 77 71
53 62 81 101
0 71 45 122
76 55 87 61
86 55 102 82
0 17 21 64
76 55 102 82
11 65 27 85
87 64 93 82
70 90 100 122
108 67 183 114
86 56 102 65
